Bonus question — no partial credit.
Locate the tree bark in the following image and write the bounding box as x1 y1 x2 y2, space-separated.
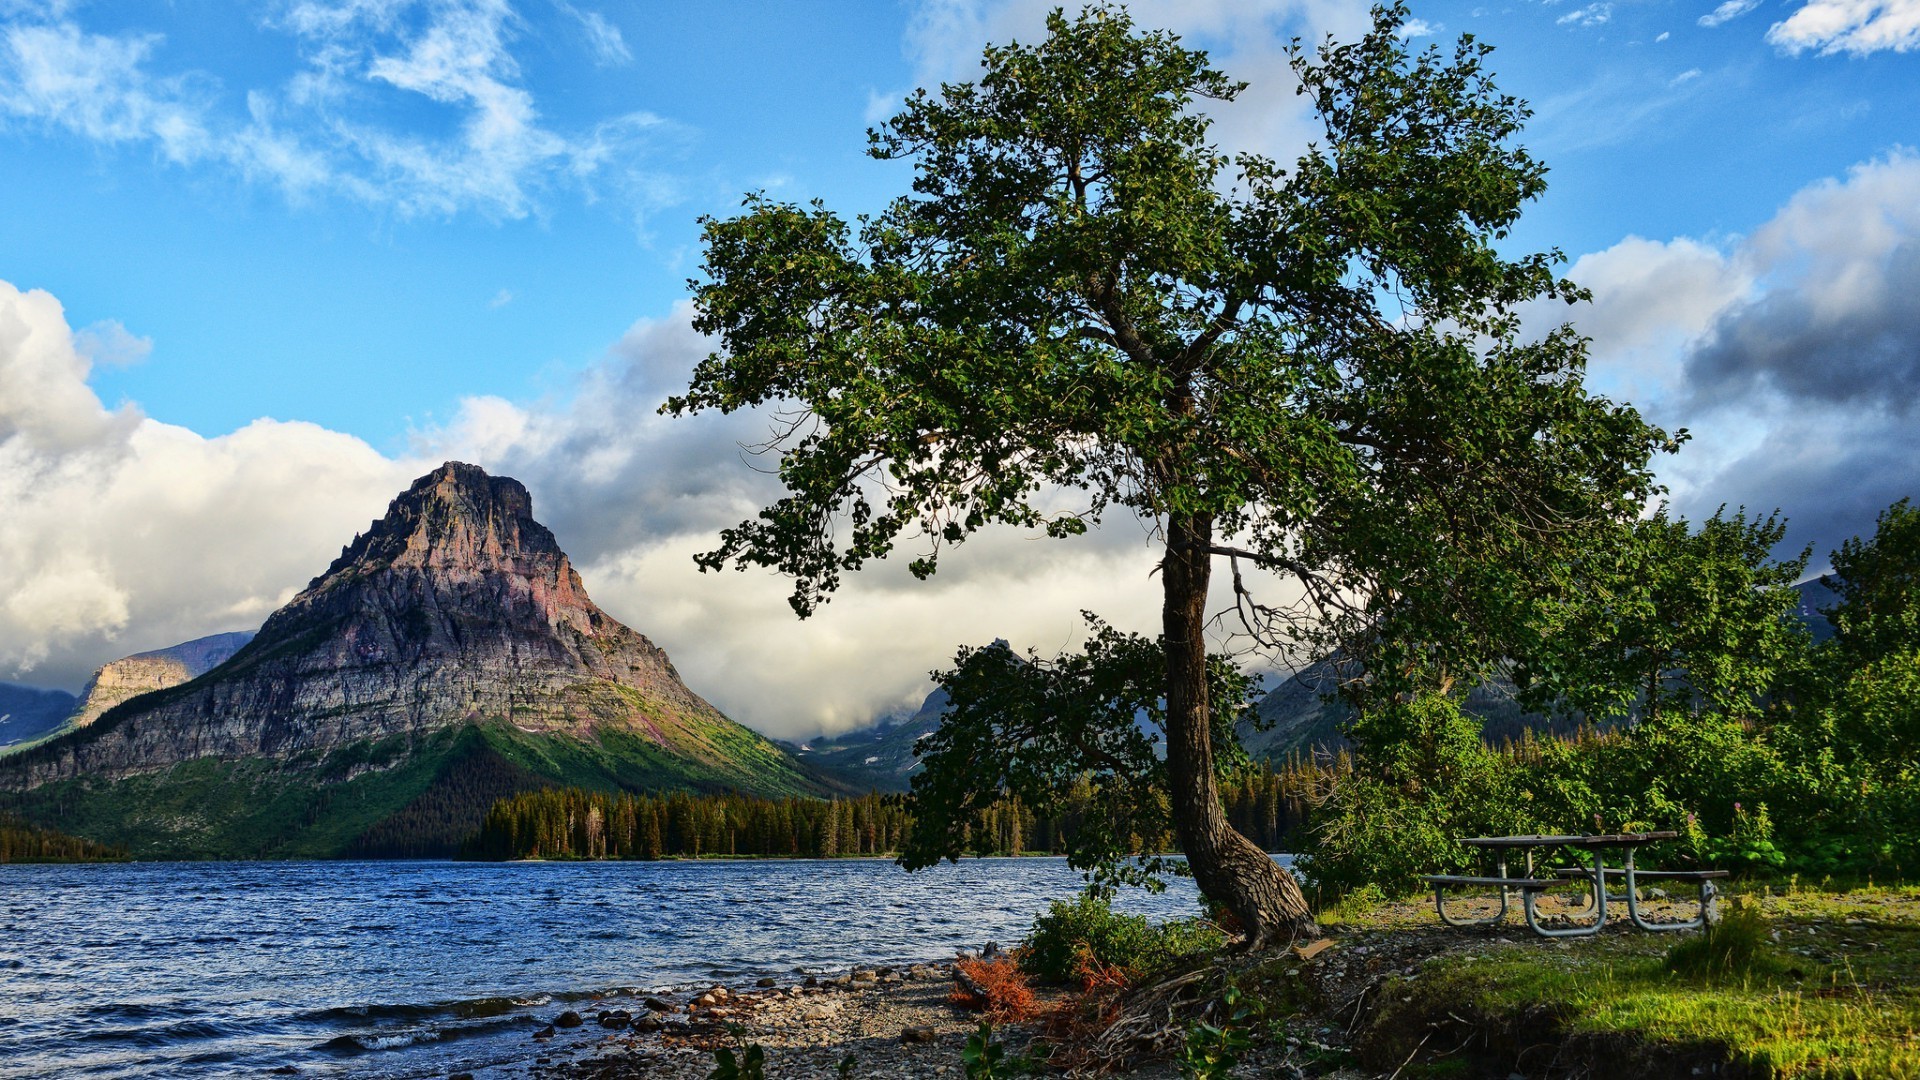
1163 510 1319 950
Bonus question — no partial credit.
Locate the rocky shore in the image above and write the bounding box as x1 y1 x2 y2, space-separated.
484 948 1366 1079
511 960 1047 1080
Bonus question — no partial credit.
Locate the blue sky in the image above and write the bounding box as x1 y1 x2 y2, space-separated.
2 0 1917 734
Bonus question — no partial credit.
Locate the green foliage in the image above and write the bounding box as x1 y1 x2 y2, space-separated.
1177 984 1255 1080
1517 506 1811 726
1823 498 1920 669
1296 694 1508 898
0 812 126 862
1689 803 1787 875
961 1021 1005 1080
1666 896 1795 982
902 619 1258 887
1021 888 1225 984
460 773 1299 862
462 787 913 860
708 1041 766 1080
1292 497 1920 897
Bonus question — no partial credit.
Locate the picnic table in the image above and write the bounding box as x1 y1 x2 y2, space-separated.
1422 832 1727 938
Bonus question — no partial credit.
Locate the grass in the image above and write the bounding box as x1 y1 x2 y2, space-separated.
1337 885 1920 1079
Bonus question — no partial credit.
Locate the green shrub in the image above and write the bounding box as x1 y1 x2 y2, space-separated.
1020 889 1223 984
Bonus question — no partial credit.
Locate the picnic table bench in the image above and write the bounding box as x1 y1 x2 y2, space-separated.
1420 832 1727 938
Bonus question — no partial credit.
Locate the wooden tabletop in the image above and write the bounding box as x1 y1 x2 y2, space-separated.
1457 831 1679 849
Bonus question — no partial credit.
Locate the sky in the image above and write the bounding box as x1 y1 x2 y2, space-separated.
1 0 1916 738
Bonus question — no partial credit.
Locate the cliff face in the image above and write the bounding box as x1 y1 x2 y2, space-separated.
4 463 816 804
68 631 255 729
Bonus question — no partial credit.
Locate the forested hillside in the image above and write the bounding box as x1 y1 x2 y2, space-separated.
461 768 1302 861
0 813 125 862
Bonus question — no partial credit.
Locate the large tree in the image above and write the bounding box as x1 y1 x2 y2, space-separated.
667 3 1667 948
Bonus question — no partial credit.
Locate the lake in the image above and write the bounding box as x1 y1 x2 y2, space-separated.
0 857 1247 1078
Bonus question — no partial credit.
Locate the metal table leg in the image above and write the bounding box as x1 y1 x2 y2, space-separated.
1522 846 1606 938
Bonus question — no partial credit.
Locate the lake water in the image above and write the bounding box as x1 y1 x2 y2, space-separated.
0 858 1248 1078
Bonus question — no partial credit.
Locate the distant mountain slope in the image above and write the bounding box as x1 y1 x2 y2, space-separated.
786 688 950 793
0 685 78 757
1237 662 1581 763
1245 578 1841 762
1 462 829 857
67 630 256 730
1794 577 1840 643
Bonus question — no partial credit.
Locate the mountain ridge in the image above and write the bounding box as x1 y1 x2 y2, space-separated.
1 462 828 856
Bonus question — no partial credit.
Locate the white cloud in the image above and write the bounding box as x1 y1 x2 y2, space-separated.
863 87 899 126
1397 17 1437 37
488 288 513 308
1670 67 1703 85
0 279 420 679
1699 0 1762 27
0 1 673 219
1657 30 1672 40
1768 0 1920 54
1557 3 1614 27
0 20 213 162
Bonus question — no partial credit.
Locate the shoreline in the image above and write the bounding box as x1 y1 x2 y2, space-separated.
497 959 1043 1080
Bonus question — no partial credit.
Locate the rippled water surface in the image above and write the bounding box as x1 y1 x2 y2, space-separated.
0 858 1227 1078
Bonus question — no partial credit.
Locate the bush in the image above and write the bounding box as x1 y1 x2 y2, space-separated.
1020 889 1224 985
952 955 1038 1022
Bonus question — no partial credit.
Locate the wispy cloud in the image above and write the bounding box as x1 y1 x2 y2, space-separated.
1670 67 1703 85
0 1 673 219
73 320 152 368
0 21 213 161
1699 0 1762 27
1558 3 1614 27
1768 0 1920 54
553 2 629 66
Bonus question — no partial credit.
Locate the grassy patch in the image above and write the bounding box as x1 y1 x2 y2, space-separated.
1346 891 1920 1079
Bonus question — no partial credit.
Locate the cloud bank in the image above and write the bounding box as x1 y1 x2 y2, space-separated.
1536 151 1920 570
0 279 1176 738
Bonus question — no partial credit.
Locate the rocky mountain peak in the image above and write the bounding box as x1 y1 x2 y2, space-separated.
270 460 603 647
316 461 557 583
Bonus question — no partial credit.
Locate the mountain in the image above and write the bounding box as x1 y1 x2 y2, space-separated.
0 462 828 857
1793 577 1840 643
786 687 950 793
0 685 78 757
66 631 256 731
1237 661 1581 763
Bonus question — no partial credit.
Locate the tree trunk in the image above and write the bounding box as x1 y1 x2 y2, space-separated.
1163 510 1319 950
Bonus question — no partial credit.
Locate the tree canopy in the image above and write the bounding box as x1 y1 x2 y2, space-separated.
667 2 1671 947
